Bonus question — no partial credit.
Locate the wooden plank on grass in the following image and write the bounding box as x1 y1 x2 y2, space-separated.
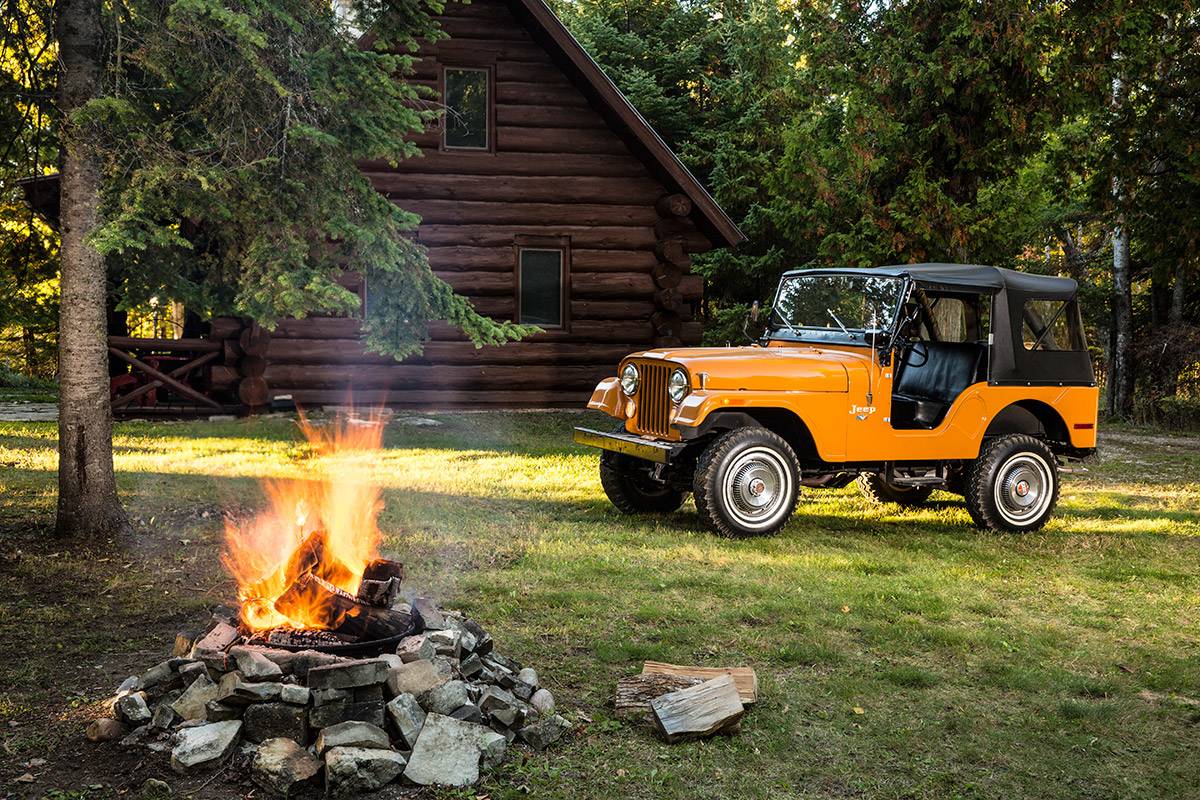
649 675 744 743
641 661 758 704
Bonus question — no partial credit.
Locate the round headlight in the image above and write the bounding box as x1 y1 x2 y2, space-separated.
620 363 639 396
667 368 689 403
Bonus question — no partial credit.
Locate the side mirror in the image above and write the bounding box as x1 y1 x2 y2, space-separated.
750 300 760 323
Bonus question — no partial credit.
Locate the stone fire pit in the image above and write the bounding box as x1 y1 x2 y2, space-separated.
90 601 570 794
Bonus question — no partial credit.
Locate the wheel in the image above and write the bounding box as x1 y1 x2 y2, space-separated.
857 473 933 507
599 450 686 514
964 434 1060 532
693 427 800 537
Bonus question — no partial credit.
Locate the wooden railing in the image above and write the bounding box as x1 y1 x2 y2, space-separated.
107 336 231 416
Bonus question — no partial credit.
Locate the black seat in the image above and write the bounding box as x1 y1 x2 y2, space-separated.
892 342 984 429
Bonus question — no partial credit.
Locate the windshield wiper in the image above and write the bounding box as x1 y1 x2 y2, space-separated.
768 306 802 338
826 308 851 337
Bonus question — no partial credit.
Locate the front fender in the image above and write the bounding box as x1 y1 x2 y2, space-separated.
587 377 624 418
672 390 849 462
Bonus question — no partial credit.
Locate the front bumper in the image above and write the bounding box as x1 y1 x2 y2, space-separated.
572 427 685 464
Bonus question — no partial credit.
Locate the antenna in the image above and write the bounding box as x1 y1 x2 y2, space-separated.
866 307 877 405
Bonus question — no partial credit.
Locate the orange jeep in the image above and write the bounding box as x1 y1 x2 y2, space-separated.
574 264 1098 536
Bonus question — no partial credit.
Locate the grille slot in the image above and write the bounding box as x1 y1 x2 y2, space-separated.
633 362 671 437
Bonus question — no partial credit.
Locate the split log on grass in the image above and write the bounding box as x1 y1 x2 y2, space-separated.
614 673 702 719
649 675 744 743
641 661 758 705
275 572 419 641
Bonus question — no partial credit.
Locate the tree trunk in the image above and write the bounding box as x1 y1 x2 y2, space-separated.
54 0 128 538
1169 263 1187 325
1109 215 1133 420
1107 70 1134 421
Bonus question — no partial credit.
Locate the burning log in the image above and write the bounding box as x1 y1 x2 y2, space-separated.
356 558 404 608
241 529 358 628
275 573 419 641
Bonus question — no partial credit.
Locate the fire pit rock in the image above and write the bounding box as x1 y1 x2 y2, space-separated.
100 600 570 792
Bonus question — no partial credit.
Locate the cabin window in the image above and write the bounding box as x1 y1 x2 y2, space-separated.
443 67 490 150
1022 298 1084 351
518 247 566 328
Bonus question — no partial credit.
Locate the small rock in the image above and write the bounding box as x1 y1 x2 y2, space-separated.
516 668 538 688
426 629 462 658
420 680 470 716
385 658 451 697
177 662 208 686
530 688 555 716
403 713 503 786
117 676 142 695
450 703 483 724
375 654 404 670
443 618 478 653
85 718 126 742
314 720 391 755
353 685 384 703
171 674 218 720
412 598 445 630
234 649 284 682
385 692 425 748
151 703 178 731
279 684 310 706
204 701 241 722
116 692 152 725
395 635 437 663
243 702 307 744
462 619 493 655
459 654 483 678
170 720 242 773
308 700 385 729
488 707 525 731
477 729 507 770
324 746 406 796
217 672 283 705
251 737 322 796
518 714 571 750
307 658 389 691
513 681 535 701
313 687 350 706
141 661 177 691
140 777 171 798
479 686 517 714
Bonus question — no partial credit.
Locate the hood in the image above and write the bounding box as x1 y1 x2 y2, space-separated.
628 345 867 392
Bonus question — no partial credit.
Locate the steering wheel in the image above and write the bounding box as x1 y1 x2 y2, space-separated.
904 340 930 368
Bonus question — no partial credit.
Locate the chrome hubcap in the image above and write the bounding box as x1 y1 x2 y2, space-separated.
993 452 1054 526
721 446 793 530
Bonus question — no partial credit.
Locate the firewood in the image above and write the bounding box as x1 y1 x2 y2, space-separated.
641 661 758 705
244 529 356 609
649 675 744 743
356 578 400 608
274 573 418 641
360 558 404 583
614 673 701 719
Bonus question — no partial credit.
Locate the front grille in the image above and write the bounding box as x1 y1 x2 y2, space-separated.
633 361 672 437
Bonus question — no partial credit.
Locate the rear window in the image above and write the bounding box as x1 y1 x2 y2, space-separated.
1022 298 1084 351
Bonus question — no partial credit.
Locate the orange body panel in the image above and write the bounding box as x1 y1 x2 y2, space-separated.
586 342 1099 462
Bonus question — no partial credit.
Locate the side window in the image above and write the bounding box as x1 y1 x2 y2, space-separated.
929 297 969 342
1022 298 1084 351
518 247 566 328
443 67 490 150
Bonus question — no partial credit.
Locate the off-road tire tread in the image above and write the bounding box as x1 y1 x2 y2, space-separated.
964 434 1060 533
599 450 685 514
693 427 800 538
856 473 934 507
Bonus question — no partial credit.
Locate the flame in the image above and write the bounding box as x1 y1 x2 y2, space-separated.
223 409 387 632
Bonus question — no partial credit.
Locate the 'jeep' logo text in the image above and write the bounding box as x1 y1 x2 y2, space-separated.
849 405 877 416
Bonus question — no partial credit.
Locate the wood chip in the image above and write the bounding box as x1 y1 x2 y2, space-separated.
641 661 758 704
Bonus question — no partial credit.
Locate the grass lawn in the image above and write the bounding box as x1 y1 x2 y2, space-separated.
1 411 1198 799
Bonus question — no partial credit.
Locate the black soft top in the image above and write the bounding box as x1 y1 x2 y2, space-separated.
782 263 1078 298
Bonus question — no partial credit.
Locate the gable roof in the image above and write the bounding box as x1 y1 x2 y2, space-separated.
505 0 744 248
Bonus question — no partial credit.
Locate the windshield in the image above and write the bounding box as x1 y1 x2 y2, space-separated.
772 273 905 342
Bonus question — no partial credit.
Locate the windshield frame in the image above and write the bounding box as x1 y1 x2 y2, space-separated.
766 270 911 347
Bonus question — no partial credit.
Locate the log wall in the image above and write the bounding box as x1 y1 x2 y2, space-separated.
248 0 714 408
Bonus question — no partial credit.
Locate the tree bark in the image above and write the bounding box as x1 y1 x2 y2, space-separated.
54 0 128 538
1107 70 1134 421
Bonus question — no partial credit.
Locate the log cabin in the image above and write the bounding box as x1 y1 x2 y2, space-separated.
22 0 745 414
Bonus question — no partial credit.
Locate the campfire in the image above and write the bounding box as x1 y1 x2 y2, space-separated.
90 411 570 794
